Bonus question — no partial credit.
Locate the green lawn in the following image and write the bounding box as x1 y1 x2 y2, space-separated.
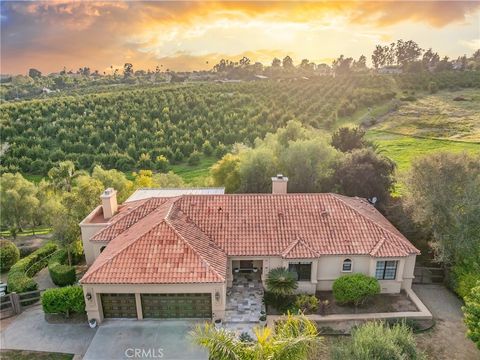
367 130 480 173
169 156 217 184
0 350 73 360
0 226 52 237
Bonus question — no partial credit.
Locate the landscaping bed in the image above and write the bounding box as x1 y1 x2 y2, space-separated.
0 350 73 360
45 312 88 324
266 291 418 315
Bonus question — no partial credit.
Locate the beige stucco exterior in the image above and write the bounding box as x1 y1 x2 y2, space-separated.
82 251 416 323
79 206 109 265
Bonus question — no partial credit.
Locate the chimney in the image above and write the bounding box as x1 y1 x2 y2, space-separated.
272 174 288 194
101 188 118 220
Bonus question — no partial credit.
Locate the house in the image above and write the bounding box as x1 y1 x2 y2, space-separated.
80 176 419 323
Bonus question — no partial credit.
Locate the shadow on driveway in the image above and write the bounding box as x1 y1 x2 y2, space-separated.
83 320 208 360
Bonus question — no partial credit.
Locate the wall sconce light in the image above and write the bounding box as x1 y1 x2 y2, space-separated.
86 293 92 301
215 291 220 302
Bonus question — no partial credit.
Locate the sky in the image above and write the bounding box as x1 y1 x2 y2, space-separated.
1 1 479 75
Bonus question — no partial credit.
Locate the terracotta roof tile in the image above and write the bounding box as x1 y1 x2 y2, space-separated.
81 193 419 285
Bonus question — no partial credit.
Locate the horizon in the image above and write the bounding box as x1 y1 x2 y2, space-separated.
1 1 479 75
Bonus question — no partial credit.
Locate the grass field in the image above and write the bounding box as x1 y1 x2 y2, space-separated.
169 156 217 184
372 89 480 142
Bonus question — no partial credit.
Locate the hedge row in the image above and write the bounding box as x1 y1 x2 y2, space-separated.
0 239 20 272
41 286 85 317
7 242 58 293
333 273 380 306
48 250 76 287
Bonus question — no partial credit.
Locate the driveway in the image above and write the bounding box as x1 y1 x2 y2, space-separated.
83 320 208 360
413 284 480 360
0 305 96 356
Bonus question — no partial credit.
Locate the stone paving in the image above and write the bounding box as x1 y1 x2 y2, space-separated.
224 274 265 338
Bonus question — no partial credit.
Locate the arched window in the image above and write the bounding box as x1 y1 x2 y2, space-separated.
100 246 106 253
342 258 352 272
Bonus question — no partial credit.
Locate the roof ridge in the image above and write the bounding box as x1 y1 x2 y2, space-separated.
330 194 418 255
164 208 225 282
282 236 319 258
81 200 176 283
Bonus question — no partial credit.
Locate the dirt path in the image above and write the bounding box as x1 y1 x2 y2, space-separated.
413 284 479 360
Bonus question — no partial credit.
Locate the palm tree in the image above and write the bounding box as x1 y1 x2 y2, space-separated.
266 267 298 296
191 314 322 360
47 160 79 192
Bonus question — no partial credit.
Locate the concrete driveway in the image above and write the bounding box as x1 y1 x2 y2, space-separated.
83 320 208 360
0 305 96 356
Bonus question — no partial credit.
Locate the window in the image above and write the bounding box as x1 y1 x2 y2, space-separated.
288 262 312 281
375 261 398 280
342 259 352 272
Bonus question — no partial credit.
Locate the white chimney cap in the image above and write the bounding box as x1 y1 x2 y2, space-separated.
272 174 288 181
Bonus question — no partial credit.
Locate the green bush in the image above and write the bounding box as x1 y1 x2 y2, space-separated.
293 294 319 314
332 274 380 306
462 282 480 349
0 240 20 272
7 242 57 293
48 250 76 287
188 151 201 166
41 286 85 317
266 267 298 297
331 321 425 360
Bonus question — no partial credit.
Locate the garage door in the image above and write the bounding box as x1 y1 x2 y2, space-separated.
101 293 137 318
141 293 211 319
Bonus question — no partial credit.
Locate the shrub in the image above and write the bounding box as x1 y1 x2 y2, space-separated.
331 321 424 360
48 250 76 287
263 290 295 313
188 151 201 166
462 282 480 349
41 286 85 317
7 242 57 293
332 274 380 307
294 294 319 314
0 240 20 272
266 267 298 297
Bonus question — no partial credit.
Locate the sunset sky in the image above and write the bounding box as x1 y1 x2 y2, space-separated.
1 1 479 74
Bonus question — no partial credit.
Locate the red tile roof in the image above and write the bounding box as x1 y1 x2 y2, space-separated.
81 194 419 285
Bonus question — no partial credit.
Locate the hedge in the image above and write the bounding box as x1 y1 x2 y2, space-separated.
41 285 85 317
333 273 380 306
0 239 20 272
7 242 58 293
48 250 76 287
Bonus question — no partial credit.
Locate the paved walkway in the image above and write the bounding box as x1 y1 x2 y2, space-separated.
413 284 479 360
33 267 57 290
224 274 264 337
0 305 96 357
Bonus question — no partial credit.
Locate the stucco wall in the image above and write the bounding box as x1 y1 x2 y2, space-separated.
79 206 108 265
83 282 226 324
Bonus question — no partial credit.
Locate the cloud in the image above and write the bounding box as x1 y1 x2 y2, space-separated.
1 1 479 74
461 38 480 51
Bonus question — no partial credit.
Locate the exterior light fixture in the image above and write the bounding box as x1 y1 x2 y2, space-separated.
86 293 92 301
215 291 220 302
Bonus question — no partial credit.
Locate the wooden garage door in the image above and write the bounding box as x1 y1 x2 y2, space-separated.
101 293 137 318
141 293 211 319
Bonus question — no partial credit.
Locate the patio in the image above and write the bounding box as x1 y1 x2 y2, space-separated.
224 273 264 337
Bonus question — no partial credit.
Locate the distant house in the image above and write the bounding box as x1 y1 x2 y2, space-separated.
80 176 419 323
378 66 403 74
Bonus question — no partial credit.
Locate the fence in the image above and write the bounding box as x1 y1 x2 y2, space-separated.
0 289 43 319
413 266 445 285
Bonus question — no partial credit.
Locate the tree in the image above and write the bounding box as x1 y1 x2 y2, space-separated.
28 68 42 78
352 55 367 71
282 56 294 69
266 267 298 297
32 179 63 232
123 63 134 78
210 154 241 193
403 152 480 264
331 127 369 152
152 171 185 188
332 321 424 359
48 161 79 192
52 213 79 266
332 55 353 75
191 313 321 360
0 173 39 238
92 165 133 203
238 148 277 193
155 155 169 173
188 151 201 166
463 282 480 349
272 58 281 67
333 149 396 204
133 170 154 188
372 45 389 69
395 40 423 68
280 138 338 193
